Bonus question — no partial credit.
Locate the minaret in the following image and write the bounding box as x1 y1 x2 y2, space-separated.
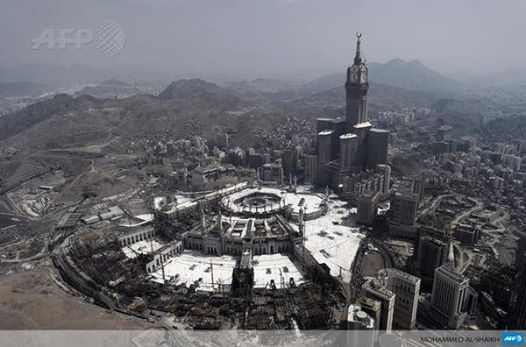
298 207 305 235
200 203 206 230
299 207 306 266
218 209 225 254
217 209 223 231
345 32 369 131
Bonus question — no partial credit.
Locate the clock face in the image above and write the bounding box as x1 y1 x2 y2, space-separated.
360 71 368 83
351 72 359 82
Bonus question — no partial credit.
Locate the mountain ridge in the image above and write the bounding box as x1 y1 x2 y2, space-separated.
158 78 230 100
304 59 459 94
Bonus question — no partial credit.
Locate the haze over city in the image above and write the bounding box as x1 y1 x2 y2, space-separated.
1 0 525 80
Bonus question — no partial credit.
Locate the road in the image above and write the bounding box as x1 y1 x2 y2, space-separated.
0 212 33 224
0 237 49 264
420 194 453 216
451 199 498 273
450 198 484 227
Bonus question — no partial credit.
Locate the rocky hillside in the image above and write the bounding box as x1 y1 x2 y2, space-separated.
159 78 230 100
0 74 442 153
0 94 100 143
0 89 254 150
368 59 459 91
296 82 441 111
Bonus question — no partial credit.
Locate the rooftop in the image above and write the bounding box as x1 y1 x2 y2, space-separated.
318 130 334 136
122 239 163 259
381 268 421 284
353 121 372 129
370 128 389 134
340 133 358 140
362 277 396 299
149 251 307 291
252 254 306 288
151 250 237 291
295 197 364 282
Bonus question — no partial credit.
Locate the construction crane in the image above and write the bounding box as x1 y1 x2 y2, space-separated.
149 238 168 283
160 252 166 283
209 259 224 291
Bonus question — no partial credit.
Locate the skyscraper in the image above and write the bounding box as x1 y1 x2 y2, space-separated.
347 305 376 331
316 118 334 134
358 297 382 330
411 174 426 203
347 304 376 347
362 278 396 332
376 164 391 197
339 133 358 169
380 268 421 330
317 118 345 160
303 154 318 185
317 130 333 185
357 191 379 225
431 264 477 329
317 130 333 167
416 226 449 288
417 236 448 279
306 33 391 200
388 188 419 239
367 128 390 169
345 32 369 130
352 121 373 169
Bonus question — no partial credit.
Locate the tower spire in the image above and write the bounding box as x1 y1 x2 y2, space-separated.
354 32 363 65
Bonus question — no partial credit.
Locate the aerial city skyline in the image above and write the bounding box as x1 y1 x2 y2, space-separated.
0 2 525 346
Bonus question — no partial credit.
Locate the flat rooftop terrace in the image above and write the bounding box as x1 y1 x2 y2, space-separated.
149 251 306 291
299 197 364 282
252 254 306 288
151 250 237 291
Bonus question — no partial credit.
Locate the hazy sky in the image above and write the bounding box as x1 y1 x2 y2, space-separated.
1 0 525 80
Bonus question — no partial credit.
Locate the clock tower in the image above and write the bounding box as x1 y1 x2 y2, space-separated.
345 33 369 131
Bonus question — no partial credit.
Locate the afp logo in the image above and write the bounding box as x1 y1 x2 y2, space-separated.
31 21 125 57
502 332 524 345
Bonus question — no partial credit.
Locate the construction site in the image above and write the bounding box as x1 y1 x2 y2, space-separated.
49 182 362 330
